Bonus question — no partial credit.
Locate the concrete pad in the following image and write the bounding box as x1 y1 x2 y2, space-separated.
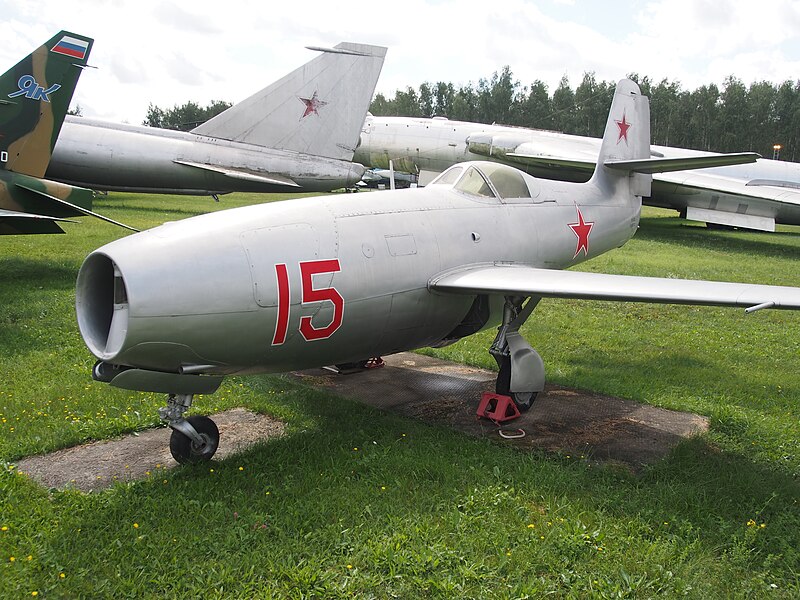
15 354 708 491
16 408 285 492
293 352 709 470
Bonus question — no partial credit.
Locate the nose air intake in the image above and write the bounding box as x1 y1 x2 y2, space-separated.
76 253 129 360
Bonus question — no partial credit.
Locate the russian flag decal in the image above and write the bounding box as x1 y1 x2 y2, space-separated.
51 36 89 60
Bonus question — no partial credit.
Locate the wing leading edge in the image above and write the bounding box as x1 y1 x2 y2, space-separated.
430 265 800 312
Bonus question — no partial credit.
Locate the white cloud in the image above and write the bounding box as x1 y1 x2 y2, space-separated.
0 0 797 123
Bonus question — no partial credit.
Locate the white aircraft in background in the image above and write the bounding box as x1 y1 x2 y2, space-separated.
46 43 387 197
75 79 800 464
354 114 800 232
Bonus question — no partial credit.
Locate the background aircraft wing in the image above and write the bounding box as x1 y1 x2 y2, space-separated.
467 136 597 173
430 265 800 311
656 170 800 205
506 152 593 171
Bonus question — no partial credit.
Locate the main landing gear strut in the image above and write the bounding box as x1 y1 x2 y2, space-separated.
159 394 219 464
489 295 545 411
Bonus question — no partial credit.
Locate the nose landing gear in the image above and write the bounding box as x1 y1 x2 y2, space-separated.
159 394 220 464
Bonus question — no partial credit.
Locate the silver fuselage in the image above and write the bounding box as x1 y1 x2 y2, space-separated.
48 117 365 195
76 172 639 376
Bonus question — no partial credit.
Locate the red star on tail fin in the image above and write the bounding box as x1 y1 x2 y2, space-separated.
615 112 631 144
299 91 328 118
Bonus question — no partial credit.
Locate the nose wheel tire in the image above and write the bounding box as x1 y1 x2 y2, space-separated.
169 415 220 464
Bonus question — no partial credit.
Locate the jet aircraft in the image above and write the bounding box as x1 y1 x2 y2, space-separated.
0 31 132 235
75 79 800 464
46 43 387 197
354 114 800 232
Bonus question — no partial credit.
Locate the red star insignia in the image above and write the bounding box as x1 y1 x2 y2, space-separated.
615 111 631 144
299 91 328 118
568 206 594 258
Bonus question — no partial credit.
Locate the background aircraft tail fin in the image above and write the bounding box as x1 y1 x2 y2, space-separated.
590 78 651 197
191 42 387 161
0 31 93 178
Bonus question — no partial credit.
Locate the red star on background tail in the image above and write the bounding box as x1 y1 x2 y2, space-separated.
615 111 631 144
299 91 328 118
568 206 594 258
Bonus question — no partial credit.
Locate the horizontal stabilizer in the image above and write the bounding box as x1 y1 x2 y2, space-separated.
14 182 138 232
305 45 371 56
173 160 300 187
605 152 759 174
430 265 800 311
0 208 71 234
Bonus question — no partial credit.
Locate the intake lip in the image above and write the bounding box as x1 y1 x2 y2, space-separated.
76 252 129 361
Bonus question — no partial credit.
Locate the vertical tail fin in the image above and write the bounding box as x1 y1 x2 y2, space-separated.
590 78 651 196
0 31 93 177
191 42 387 161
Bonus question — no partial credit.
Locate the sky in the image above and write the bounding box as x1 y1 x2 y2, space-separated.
2 0 799 124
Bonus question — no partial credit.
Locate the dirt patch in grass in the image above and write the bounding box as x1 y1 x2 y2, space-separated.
294 353 709 471
15 408 285 492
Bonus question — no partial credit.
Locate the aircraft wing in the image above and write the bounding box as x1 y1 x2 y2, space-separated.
430 265 800 312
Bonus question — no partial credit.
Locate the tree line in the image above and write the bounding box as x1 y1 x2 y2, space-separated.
143 100 232 131
142 68 800 162
369 68 800 162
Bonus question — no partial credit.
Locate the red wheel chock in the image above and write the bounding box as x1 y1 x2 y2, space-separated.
477 392 521 423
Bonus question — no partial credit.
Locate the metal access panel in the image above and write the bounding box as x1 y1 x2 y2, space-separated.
241 223 320 307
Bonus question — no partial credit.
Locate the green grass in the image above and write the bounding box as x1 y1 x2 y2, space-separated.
1 195 798 598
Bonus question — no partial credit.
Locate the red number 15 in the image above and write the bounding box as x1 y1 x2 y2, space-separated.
272 259 344 345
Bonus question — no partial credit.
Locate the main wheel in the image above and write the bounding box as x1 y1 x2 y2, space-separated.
495 356 512 395
495 357 537 412
510 391 537 412
170 415 219 464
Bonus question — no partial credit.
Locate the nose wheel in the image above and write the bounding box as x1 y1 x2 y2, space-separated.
169 415 220 464
159 394 220 464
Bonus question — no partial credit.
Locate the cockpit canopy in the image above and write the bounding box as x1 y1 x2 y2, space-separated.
430 162 532 200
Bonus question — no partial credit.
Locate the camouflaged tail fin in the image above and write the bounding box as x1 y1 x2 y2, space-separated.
0 31 93 177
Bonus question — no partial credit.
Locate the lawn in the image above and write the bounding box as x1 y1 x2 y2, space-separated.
1 193 798 598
